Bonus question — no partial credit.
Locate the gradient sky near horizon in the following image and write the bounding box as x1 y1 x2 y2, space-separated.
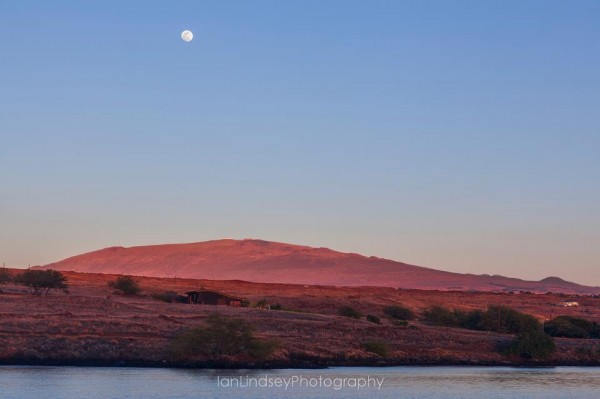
1 1 599 285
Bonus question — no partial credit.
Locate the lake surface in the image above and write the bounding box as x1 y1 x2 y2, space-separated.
1 366 599 398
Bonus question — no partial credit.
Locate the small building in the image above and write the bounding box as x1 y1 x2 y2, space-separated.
559 301 579 307
185 290 244 307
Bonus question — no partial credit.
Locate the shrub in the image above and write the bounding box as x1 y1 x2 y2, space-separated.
544 317 588 338
479 305 540 334
169 313 278 361
574 346 600 360
507 330 556 359
568 317 600 339
254 299 269 309
107 276 141 295
366 314 381 324
14 269 68 295
362 340 389 357
565 317 600 338
0 268 11 285
151 291 183 303
544 316 600 339
422 305 538 335
422 305 460 327
270 303 282 310
384 305 415 321
338 306 362 319
455 309 484 330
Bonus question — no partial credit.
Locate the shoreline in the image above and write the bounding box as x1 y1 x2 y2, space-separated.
2 356 600 369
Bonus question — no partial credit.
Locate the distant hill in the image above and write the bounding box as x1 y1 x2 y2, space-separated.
41 239 600 294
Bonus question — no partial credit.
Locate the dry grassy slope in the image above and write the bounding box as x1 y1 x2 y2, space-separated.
1 269 600 367
41 239 600 294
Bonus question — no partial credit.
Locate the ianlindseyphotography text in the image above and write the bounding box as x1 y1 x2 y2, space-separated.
216 375 385 391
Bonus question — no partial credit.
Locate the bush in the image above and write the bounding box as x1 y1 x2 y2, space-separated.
575 347 600 360
362 340 389 357
566 317 600 338
0 268 11 285
108 276 141 295
422 305 460 327
479 305 540 334
455 309 484 330
507 330 556 359
169 313 278 361
567 317 600 339
338 306 362 319
422 305 538 335
254 299 269 309
366 314 381 324
384 305 415 321
270 303 282 310
544 316 600 339
14 269 68 295
151 291 183 303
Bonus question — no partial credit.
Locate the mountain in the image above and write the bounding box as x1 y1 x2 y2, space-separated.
41 239 600 294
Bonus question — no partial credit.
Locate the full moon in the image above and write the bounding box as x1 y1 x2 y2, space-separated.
181 30 193 42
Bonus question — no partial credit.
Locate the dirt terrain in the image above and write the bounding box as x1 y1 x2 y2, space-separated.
40 239 600 294
1 270 600 368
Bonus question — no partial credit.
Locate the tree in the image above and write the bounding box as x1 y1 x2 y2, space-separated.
107 275 141 295
14 269 68 295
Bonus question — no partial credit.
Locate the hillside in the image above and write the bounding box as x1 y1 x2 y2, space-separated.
1 270 600 367
41 239 600 294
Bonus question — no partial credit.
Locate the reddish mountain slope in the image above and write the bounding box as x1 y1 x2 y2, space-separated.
41 239 599 294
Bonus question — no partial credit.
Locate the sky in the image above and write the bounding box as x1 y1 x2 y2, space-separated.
1 1 599 285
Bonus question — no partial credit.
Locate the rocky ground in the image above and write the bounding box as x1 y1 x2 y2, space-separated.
1 270 599 368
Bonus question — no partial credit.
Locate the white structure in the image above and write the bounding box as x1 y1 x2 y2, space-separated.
559 301 579 307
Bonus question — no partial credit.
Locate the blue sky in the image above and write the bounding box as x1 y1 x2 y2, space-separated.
1 1 599 284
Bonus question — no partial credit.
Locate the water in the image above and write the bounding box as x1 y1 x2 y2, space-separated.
1 366 599 399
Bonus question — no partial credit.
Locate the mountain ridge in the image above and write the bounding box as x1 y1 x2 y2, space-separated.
40 238 600 294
